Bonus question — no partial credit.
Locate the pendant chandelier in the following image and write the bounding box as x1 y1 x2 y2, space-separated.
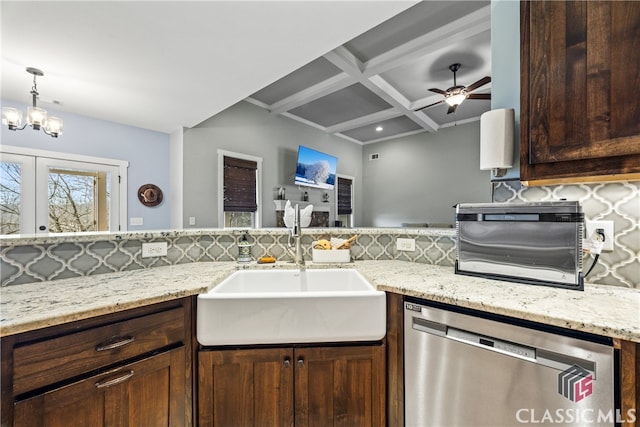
2 67 63 138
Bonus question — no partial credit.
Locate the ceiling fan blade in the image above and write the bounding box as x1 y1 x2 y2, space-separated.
465 76 491 93
447 104 458 115
414 99 444 112
428 88 447 95
467 93 491 100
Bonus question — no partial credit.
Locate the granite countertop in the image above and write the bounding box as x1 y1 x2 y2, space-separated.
1 260 639 342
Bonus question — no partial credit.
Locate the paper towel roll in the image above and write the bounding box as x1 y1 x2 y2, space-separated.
480 108 514 170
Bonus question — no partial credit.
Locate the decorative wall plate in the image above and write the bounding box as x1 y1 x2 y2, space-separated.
138 184 163 207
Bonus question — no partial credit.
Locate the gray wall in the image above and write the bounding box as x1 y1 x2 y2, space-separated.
361 122 491 227
490 0 520 179
182 101 363 228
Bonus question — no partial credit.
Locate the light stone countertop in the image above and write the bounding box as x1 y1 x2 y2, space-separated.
1 260 638 342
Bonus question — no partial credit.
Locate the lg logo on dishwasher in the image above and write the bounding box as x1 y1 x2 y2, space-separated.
558 364 593 402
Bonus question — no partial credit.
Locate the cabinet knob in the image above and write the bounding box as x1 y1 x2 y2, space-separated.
283 358 291 368
297 358 304 368
39 225 47 231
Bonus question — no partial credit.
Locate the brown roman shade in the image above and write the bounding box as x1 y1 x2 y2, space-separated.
223 156 257 212
337 177 352 215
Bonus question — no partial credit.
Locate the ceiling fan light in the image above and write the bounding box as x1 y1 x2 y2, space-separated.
2 107 23 130
27 106 47 130
445 93 467 107
45 116 64 137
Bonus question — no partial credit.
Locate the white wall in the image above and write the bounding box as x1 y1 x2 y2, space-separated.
182 101 363 228
362 121 491 227
1 100 171 230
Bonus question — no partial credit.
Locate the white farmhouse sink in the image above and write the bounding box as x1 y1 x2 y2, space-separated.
197 269 386 346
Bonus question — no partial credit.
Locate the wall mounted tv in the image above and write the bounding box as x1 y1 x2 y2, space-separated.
294 145 338 190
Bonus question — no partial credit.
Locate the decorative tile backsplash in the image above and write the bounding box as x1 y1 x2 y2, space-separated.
0 228 456 286
494 180 639 288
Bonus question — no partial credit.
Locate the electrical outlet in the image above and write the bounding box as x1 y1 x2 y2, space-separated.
397 238 416 252
129 217 143 226
585 221 614 252
142 242 168 258
189 216 196 226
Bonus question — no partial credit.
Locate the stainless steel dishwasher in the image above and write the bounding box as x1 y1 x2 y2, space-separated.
404 298 618 427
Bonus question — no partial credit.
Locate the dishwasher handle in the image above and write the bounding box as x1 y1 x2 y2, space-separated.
411 315 596 374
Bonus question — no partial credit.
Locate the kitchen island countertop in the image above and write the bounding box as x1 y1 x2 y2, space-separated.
1 260 638 342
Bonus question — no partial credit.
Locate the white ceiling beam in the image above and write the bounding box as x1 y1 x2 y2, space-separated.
362 5 491 77
359 128 427 145
244 97 271 109
438 115 481 129
279 111 330 133
333 132 364 145
325 108 400 133
268 72 354 115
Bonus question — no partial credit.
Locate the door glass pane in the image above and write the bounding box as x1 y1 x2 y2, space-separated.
0 161 22 234
47 167 111 233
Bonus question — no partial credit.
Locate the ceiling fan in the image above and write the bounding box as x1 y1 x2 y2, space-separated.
415 63 491 114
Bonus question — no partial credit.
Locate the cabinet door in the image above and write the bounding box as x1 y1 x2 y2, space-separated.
14 347 186 427
521 0 640 183
294 344 386 427
198 348 294 427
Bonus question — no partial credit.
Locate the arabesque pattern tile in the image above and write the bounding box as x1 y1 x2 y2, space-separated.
494 180 639 288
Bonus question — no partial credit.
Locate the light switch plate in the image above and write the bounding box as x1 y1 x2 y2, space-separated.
130 217 143 226
396 238 416 252
142 242 168 258
585 221 614 252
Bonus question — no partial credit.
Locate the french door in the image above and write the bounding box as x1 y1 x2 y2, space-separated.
0 147 127 235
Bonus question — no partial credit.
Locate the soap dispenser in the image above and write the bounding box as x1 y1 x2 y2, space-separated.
237 233 253 263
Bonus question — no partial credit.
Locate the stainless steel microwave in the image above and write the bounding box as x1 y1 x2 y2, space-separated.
455 201 584 290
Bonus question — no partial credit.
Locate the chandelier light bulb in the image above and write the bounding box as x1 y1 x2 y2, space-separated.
2 107 23 130
27 106 47 130
45 116 64 137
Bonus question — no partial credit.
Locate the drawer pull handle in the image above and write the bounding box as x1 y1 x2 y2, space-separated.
297 358 304 368
283 358 291 368
95 370 134 389
95 335 135 352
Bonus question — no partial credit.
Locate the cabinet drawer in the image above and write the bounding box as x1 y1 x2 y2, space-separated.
13 306 184 396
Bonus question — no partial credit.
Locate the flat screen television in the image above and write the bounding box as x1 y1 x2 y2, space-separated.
294 145 338 190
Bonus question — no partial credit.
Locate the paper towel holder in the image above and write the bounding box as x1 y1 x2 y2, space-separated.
480 108 514 178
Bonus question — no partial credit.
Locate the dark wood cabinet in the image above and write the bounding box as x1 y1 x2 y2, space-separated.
198 348 294 427
198 343 385 427
1 298 194 427
14 347 186 427
520 0 640 184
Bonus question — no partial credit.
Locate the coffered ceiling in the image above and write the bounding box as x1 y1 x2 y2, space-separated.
246 1 491 144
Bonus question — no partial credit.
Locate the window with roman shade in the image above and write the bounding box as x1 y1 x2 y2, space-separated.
223 156 257 212
337 177 353 215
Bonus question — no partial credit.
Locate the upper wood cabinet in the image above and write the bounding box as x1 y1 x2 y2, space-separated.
520 0 640 185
